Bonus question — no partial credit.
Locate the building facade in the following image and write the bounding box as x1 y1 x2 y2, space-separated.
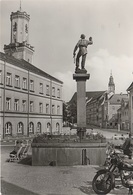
117 98 129 131
105 93 128 129
0 8 63 139
86 74 129 129
127 82 133 134
86 91 106 127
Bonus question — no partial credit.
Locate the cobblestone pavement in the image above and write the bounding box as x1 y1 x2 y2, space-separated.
1 147 130 195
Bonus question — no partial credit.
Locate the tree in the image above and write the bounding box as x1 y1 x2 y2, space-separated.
67 100 77 124
63 102 68 122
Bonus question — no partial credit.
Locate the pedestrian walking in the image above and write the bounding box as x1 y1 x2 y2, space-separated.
122 133 132 159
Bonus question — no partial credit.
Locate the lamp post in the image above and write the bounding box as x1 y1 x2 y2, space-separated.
72 116 74 126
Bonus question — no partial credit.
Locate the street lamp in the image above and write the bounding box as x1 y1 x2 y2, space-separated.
72 116 74 126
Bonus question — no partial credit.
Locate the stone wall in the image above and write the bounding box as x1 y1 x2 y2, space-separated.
31 142 107 166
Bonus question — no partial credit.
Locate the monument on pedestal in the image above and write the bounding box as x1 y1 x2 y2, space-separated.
73 34 93 139
31 34 107 166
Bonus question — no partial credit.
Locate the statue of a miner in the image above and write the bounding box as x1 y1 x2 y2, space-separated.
73 34 93 72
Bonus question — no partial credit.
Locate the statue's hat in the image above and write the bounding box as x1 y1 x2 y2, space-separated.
80 34 85 39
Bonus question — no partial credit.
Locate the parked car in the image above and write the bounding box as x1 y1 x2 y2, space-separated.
112 134 128 140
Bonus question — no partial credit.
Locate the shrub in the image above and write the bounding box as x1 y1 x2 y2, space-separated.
32 132 106 143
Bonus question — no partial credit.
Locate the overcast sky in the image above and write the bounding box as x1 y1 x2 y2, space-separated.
1 0 133 102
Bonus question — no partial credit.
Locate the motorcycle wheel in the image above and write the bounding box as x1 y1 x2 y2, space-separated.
120 170 133 188
92 170 114 194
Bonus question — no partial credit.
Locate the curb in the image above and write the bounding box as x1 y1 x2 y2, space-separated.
1 139 33 143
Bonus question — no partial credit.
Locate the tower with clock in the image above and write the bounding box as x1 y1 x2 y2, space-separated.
4 7 34 64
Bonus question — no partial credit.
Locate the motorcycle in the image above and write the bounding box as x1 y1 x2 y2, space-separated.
92 149 133 194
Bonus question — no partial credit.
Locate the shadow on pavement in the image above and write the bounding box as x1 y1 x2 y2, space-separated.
74 181 95 194
18 155 32 165
1 180 40 195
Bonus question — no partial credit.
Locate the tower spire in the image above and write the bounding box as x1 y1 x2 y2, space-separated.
4 6 34 63
108 72 115 94
20 0 21 11
110 70 112 76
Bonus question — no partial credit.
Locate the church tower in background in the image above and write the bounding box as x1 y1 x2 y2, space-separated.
108 71 115 94
4 5 34 63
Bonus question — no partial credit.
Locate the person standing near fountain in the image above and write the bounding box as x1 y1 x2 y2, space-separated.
73 34 93 72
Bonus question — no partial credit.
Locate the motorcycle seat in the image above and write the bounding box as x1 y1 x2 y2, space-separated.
123 163 133 170
126 180 133 186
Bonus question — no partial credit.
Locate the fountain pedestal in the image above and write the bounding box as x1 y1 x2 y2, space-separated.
73 72 90 139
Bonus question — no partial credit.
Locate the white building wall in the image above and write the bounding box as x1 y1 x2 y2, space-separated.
130 91 133 133
0 58 63 138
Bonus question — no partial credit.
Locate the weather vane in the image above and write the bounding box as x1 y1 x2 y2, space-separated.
20 0 22 11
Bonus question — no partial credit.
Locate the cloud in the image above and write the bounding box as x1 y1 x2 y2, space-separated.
86 49 133 93
54 71 76 102
54 49 133 102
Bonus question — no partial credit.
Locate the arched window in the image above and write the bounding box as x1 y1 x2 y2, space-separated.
17 122 24 134
56 123 60 134
47 122 51 134
5 122 12 135
13 22 17 31
29 122 34 134
37 122 41 133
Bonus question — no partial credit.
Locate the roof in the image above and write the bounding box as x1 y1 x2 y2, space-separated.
121 98 129 103
68 91 106 104
109 94 128 105
125 103 129 109
0 52 63 84
127 82 133 92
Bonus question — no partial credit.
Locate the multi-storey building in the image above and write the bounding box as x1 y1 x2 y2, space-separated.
70 73 129 130
0 8 63 139
105 93 128 129
127 82 133 133
86 91 107 127
117 98 129 131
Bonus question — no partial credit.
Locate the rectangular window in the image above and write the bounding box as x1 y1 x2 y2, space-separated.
57 105 60 115
6 72 12 86
52 87 55 97
30 80 34 91
52 105 55 114
22 100 26 112
30 101 34 112
15 75 20 88
0 70 2 84
46 85 50 95
22 78 27 89
14 99 19 111
39 102 43 113
57 88 60 98
6 98 11 110
132 96 133 109
39 83 43 94
46 104 49 114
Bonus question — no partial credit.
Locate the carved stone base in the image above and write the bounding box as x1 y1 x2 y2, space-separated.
75 68 87 74
77 127 86 139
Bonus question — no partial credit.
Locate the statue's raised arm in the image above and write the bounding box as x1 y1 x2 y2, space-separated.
73 34 93 73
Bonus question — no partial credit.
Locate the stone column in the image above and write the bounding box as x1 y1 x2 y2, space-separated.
73 72 90 139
